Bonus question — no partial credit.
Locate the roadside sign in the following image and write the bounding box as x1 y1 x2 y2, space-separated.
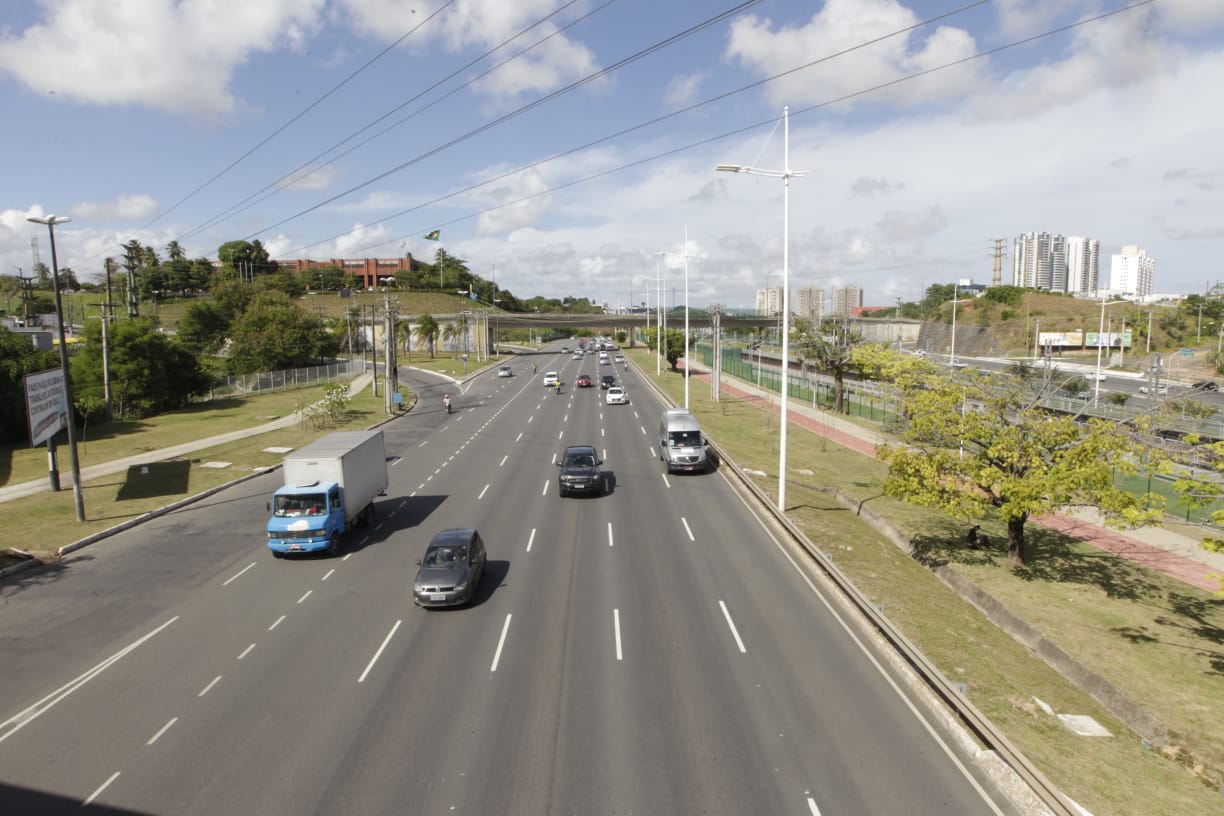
24 368 66 447
1180 348 1195 356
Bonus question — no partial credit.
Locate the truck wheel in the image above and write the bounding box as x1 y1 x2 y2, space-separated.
328 532 342 557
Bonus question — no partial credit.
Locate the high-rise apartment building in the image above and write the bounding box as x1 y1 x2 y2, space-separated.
832 285 863 316
1110 245 1155 297
796 286 825 321
755 287 785 316
1012 231 1098 294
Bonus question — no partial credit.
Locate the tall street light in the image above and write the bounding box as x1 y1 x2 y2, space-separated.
717 106 807 513
654 251 666 376
28 214 85 521
1095 295 1128 404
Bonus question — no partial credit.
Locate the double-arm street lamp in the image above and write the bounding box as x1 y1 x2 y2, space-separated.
717 106 807 513
28 214 85 521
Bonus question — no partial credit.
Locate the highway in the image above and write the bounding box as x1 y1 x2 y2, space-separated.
0 345 1019 815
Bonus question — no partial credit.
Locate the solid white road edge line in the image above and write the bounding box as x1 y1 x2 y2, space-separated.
0 616 179 745
358 620 402 683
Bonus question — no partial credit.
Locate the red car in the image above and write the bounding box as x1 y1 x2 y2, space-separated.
576 373 594 388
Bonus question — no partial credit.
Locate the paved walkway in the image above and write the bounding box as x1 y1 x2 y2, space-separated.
0 372 374 506
685 363 1224 595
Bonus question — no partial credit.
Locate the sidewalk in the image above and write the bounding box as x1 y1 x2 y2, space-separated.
686 364 1224 595
0 372 374 506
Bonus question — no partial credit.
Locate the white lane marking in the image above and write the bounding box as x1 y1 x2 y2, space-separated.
358 620 402 683
528 416 534 423
640 425 647 435
601 427 605 437
418 440 428 447
719 601 748 654
542 480 549 496
322 569 335 581
399 499 407 508
564 413 569 422
478 484 490 500
499 454 508 467
662 473 671 489
426 475 434 482
343 553 354 562
603 448 607 460
0 617 178 746
613 609 623 661
268 615 286 632
607 522 614 547
490 614 513 672
410 491 418 497
83 771 121 806
527 528 536 552
558 430 563 439
633 410 639 419
237 643 256 661
552 452 557 464
198 676 222 697
222 562 255 586
147 716 178 746
297 590 312 604
515 432 523 442
681 517 694 541
807 796 823 816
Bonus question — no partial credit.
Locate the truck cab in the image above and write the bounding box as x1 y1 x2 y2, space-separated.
267 481 347 556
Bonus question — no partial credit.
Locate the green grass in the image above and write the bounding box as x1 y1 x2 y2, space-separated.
629 348 1224 815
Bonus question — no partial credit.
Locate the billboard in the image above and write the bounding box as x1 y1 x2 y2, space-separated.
1037 331 1084 347
1085 330 1133 349
24 368 66 448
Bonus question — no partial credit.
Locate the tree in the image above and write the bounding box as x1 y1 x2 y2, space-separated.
878 359 1161 566
166 240 186 262
414 314 440 358
792 316 862 414
177 300 231 354
70 318 211 419
227 292 337 373
0 327 60 444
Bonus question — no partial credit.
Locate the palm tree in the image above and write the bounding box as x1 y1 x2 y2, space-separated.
166 240 186 262
443 313 469 357
414 314 440 358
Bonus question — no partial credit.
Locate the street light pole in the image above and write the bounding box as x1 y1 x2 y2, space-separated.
655 251 666 376
717 105 806 513
1095 295 1127 404
28 215 85 522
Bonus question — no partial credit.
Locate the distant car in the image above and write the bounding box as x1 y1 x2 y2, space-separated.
543 371 559 387
600 374 615 389
577 373 593 388
1138 384 1169 396
1082 371 1106 381
1192 380 1219 392
572 352 583 360
599 353 611 365
561 346 569 353
413 528 487 608
497 365 513 378
614 354 625 363
606 386 628 405
557 445 604 497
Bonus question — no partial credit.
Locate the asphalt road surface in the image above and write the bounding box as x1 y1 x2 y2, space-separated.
0 347 1019 815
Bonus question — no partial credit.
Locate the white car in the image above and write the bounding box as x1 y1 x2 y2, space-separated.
543 371 559 387
497 365 513 377
606 387 628 405
1082 371 1106 381
1138 384 1168 396
614 354 625 363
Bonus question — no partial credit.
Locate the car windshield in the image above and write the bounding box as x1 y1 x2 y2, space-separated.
423 545 467 567
668 430 701 447
274 494 326 516
565 453 595 467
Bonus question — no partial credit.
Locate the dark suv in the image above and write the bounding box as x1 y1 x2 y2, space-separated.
557 445 604 497
599 374 615 389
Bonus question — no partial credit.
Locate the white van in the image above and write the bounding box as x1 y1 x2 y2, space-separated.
658 409 707 474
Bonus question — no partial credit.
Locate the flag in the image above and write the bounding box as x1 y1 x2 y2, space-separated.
424 229 440 241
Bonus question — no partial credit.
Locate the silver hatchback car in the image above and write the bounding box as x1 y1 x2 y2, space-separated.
413 529 487 607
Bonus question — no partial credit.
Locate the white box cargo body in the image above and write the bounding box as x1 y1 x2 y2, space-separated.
281 430 388 523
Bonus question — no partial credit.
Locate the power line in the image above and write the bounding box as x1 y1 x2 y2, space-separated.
140 1 459 232
177 0 604 242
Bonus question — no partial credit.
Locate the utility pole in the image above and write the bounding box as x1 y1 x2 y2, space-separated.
990 238 1006 287
102 257 116 423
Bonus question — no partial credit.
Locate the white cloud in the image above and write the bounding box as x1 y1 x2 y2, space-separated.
851 177 905 197
725 0 985 112
875 207 947 242
0 0 327 118
70 195 159 222
474 168 554 235
279 164 343 193
334 222 391 257
664 71 707 108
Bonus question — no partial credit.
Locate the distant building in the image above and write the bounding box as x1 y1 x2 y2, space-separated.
274 257 416 290
1012 231 1099 294
755 286 785 316
832 285 863 317
796 286 824 320
1110 245 1155 298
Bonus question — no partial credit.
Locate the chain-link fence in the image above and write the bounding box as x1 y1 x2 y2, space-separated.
210 358 366 398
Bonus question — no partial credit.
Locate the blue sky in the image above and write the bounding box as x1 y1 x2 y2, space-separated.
1 0 1222 310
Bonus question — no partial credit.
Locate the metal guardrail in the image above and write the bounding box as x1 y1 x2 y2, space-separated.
632 357 1077 815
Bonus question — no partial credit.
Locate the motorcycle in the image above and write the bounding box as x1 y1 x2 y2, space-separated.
443 397 452 414
555 383 562 395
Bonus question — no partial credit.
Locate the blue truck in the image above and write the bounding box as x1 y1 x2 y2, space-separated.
266 430 388 558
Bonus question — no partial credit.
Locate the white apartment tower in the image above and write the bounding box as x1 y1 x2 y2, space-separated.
1065 236 1100 294
755 287 785 316
1110 245 1155 297
832 285 863 316
1012 231 1098 294
796 286 825 321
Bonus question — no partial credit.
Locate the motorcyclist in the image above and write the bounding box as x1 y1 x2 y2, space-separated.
555 381 562 395
532 362 537 374
443 394 452 413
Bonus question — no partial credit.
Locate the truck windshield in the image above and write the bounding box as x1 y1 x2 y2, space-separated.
274 494 327 517
668 431 701 448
